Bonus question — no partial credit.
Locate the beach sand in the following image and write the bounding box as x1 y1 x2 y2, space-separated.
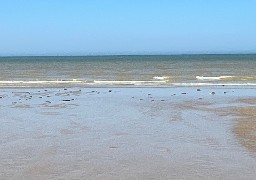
0 87 256 179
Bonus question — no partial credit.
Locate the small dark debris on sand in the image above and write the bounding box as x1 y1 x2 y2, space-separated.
109 146 118 149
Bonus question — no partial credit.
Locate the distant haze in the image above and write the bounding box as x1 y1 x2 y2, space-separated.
0 0 256 56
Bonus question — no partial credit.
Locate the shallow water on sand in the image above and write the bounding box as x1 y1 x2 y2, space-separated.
0 87 256 179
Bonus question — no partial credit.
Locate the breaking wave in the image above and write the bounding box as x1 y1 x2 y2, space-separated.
196 76 256 81
1 79 256 88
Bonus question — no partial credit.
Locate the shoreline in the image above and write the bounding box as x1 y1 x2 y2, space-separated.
1 84 256 89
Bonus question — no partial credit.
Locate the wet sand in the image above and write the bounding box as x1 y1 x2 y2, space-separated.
221 98 256 154
0 87 256 179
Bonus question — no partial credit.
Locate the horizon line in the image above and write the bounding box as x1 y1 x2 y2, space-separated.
1 53 256 57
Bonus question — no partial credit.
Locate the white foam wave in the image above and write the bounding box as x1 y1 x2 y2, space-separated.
93 80 167 85
0 80 84 84
153 76 171 80
0 80 167 86
196 76 233 81
1 80 256 87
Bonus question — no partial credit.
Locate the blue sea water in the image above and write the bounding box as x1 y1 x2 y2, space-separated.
0 55 256 87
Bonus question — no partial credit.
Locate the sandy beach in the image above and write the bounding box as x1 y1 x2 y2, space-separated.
0 87 256 179
2 0 256 178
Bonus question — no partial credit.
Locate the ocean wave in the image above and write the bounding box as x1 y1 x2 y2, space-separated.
0 80 167 87
0 80 85 84
93 80 166 85
1 80 256 87
196 76 256 81
196 76 233 80
171 83 256 86
153 76 171 80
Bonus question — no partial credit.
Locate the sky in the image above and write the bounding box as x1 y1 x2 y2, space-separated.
0 0 256 56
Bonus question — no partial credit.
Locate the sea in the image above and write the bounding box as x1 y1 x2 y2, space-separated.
0 54 256 88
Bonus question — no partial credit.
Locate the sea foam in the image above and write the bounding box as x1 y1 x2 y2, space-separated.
196 76 233 80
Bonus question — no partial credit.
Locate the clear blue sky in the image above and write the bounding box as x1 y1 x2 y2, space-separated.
0 0 256 55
